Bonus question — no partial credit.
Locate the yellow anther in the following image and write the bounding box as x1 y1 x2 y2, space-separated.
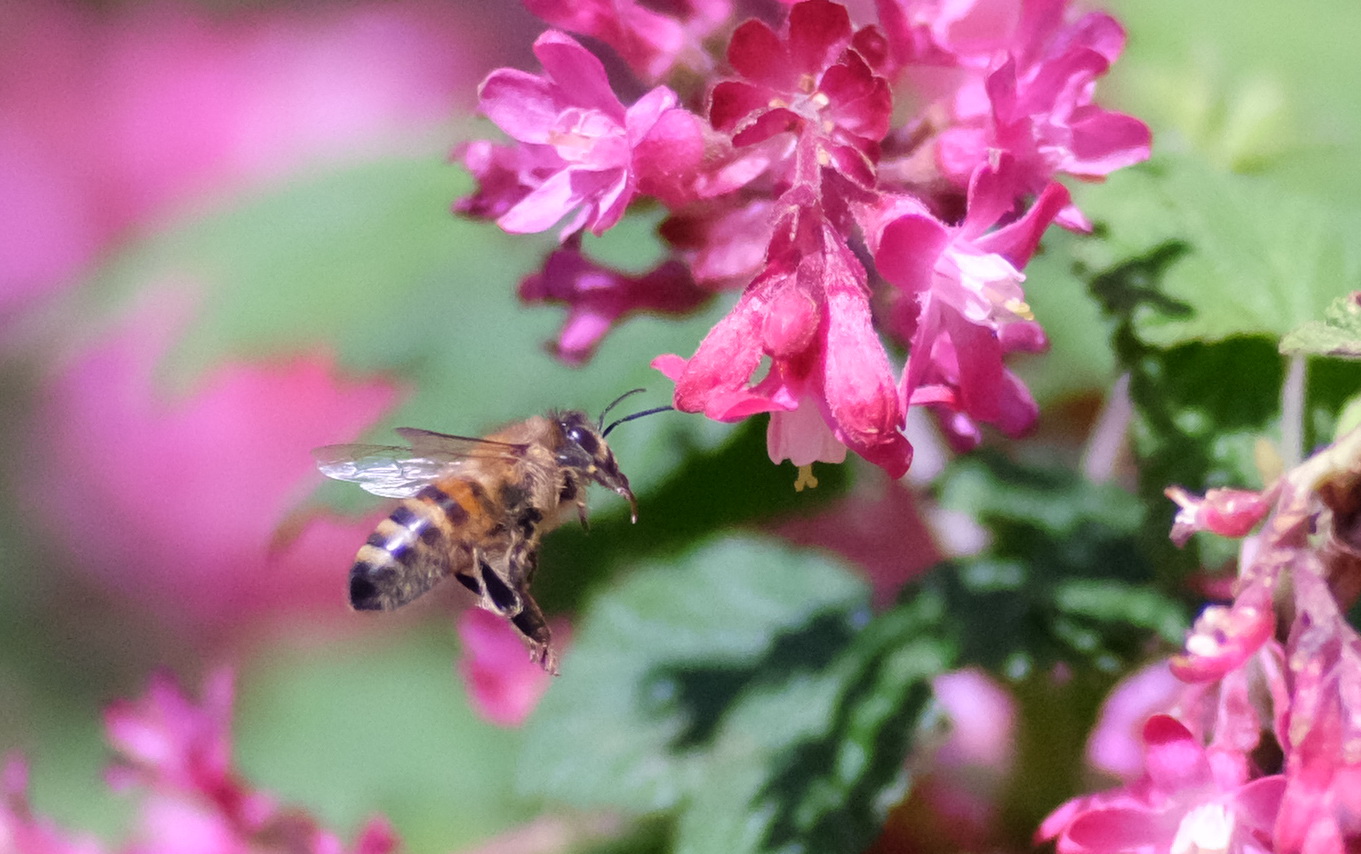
1004 298 1035 321
794 465 820 492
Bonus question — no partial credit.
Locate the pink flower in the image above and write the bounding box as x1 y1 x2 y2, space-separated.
29 294 399 638
710 0 892 188
107 671 399 854
457 609 558 728
1167 486 1273 547
519 247 711 364
931 4 1151 228
918 670 1017 847
461 30 704 237
1040 715 1284 854
655 208 913 476
872 156 1067 446
1 756 106 854
522 0 731 82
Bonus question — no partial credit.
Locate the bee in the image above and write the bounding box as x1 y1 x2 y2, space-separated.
313 390 668 674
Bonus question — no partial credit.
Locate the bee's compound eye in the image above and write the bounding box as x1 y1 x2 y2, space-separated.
569 426 599 455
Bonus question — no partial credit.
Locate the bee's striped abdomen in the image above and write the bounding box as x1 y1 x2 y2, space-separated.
348 480 492 611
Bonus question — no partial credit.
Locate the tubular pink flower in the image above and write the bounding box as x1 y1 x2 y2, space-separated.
466 30 704 237
1167 486 1273 547
655 214 912 476
872 157 1066 445
1040 715 1284 854
1274 567 1361 853
519 247 712 364
1171 594 1276 683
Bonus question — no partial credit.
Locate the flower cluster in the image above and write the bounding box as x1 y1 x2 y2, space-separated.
1041 426 1361 854
4 672 397 854
456 0 1149 475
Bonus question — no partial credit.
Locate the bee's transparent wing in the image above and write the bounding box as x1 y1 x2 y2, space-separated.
313 430 528 499
393 427 526 457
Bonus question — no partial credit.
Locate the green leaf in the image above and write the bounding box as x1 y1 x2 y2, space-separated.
1281 292 1361 358
1071 157 1361 348
520 536 953 854
934 453 1186 674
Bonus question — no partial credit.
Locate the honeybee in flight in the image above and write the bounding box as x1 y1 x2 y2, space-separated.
313 390 668 674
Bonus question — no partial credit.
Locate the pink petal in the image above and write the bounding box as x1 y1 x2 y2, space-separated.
787 0 853 75
766 400 848 466
1062 806 1167 853
1231 776 1286 834
874 208 951 296
532 30 623 117
497 166 585 233
709 80 775 135
1142 715 1214 794
479 68 568 143
977 180 1070 266
727 18 793 91
667 273 776 414
1087 661 1184 780
820 242 912 477
1066 108 1153 178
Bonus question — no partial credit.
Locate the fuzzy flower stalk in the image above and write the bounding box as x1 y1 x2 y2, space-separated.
455 0 1150 476
1041 425 1361 854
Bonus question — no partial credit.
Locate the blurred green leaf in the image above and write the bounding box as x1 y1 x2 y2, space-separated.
1107 0 1361 206
934 453 1185 674
521 536 952 854
1071 157 1361 349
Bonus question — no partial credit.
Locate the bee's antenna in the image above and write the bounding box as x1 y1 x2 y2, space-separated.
597 388 647 428
603 405 674 437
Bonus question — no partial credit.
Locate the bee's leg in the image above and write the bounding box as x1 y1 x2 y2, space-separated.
576 499 590 531
473 549 523 617
510 593 557 675
452 571 482 596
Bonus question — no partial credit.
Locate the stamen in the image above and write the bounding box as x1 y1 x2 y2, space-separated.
1003 297 1035 321
794 465 820 492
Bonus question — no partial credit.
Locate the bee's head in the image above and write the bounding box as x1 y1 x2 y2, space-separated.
556 410 637 521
